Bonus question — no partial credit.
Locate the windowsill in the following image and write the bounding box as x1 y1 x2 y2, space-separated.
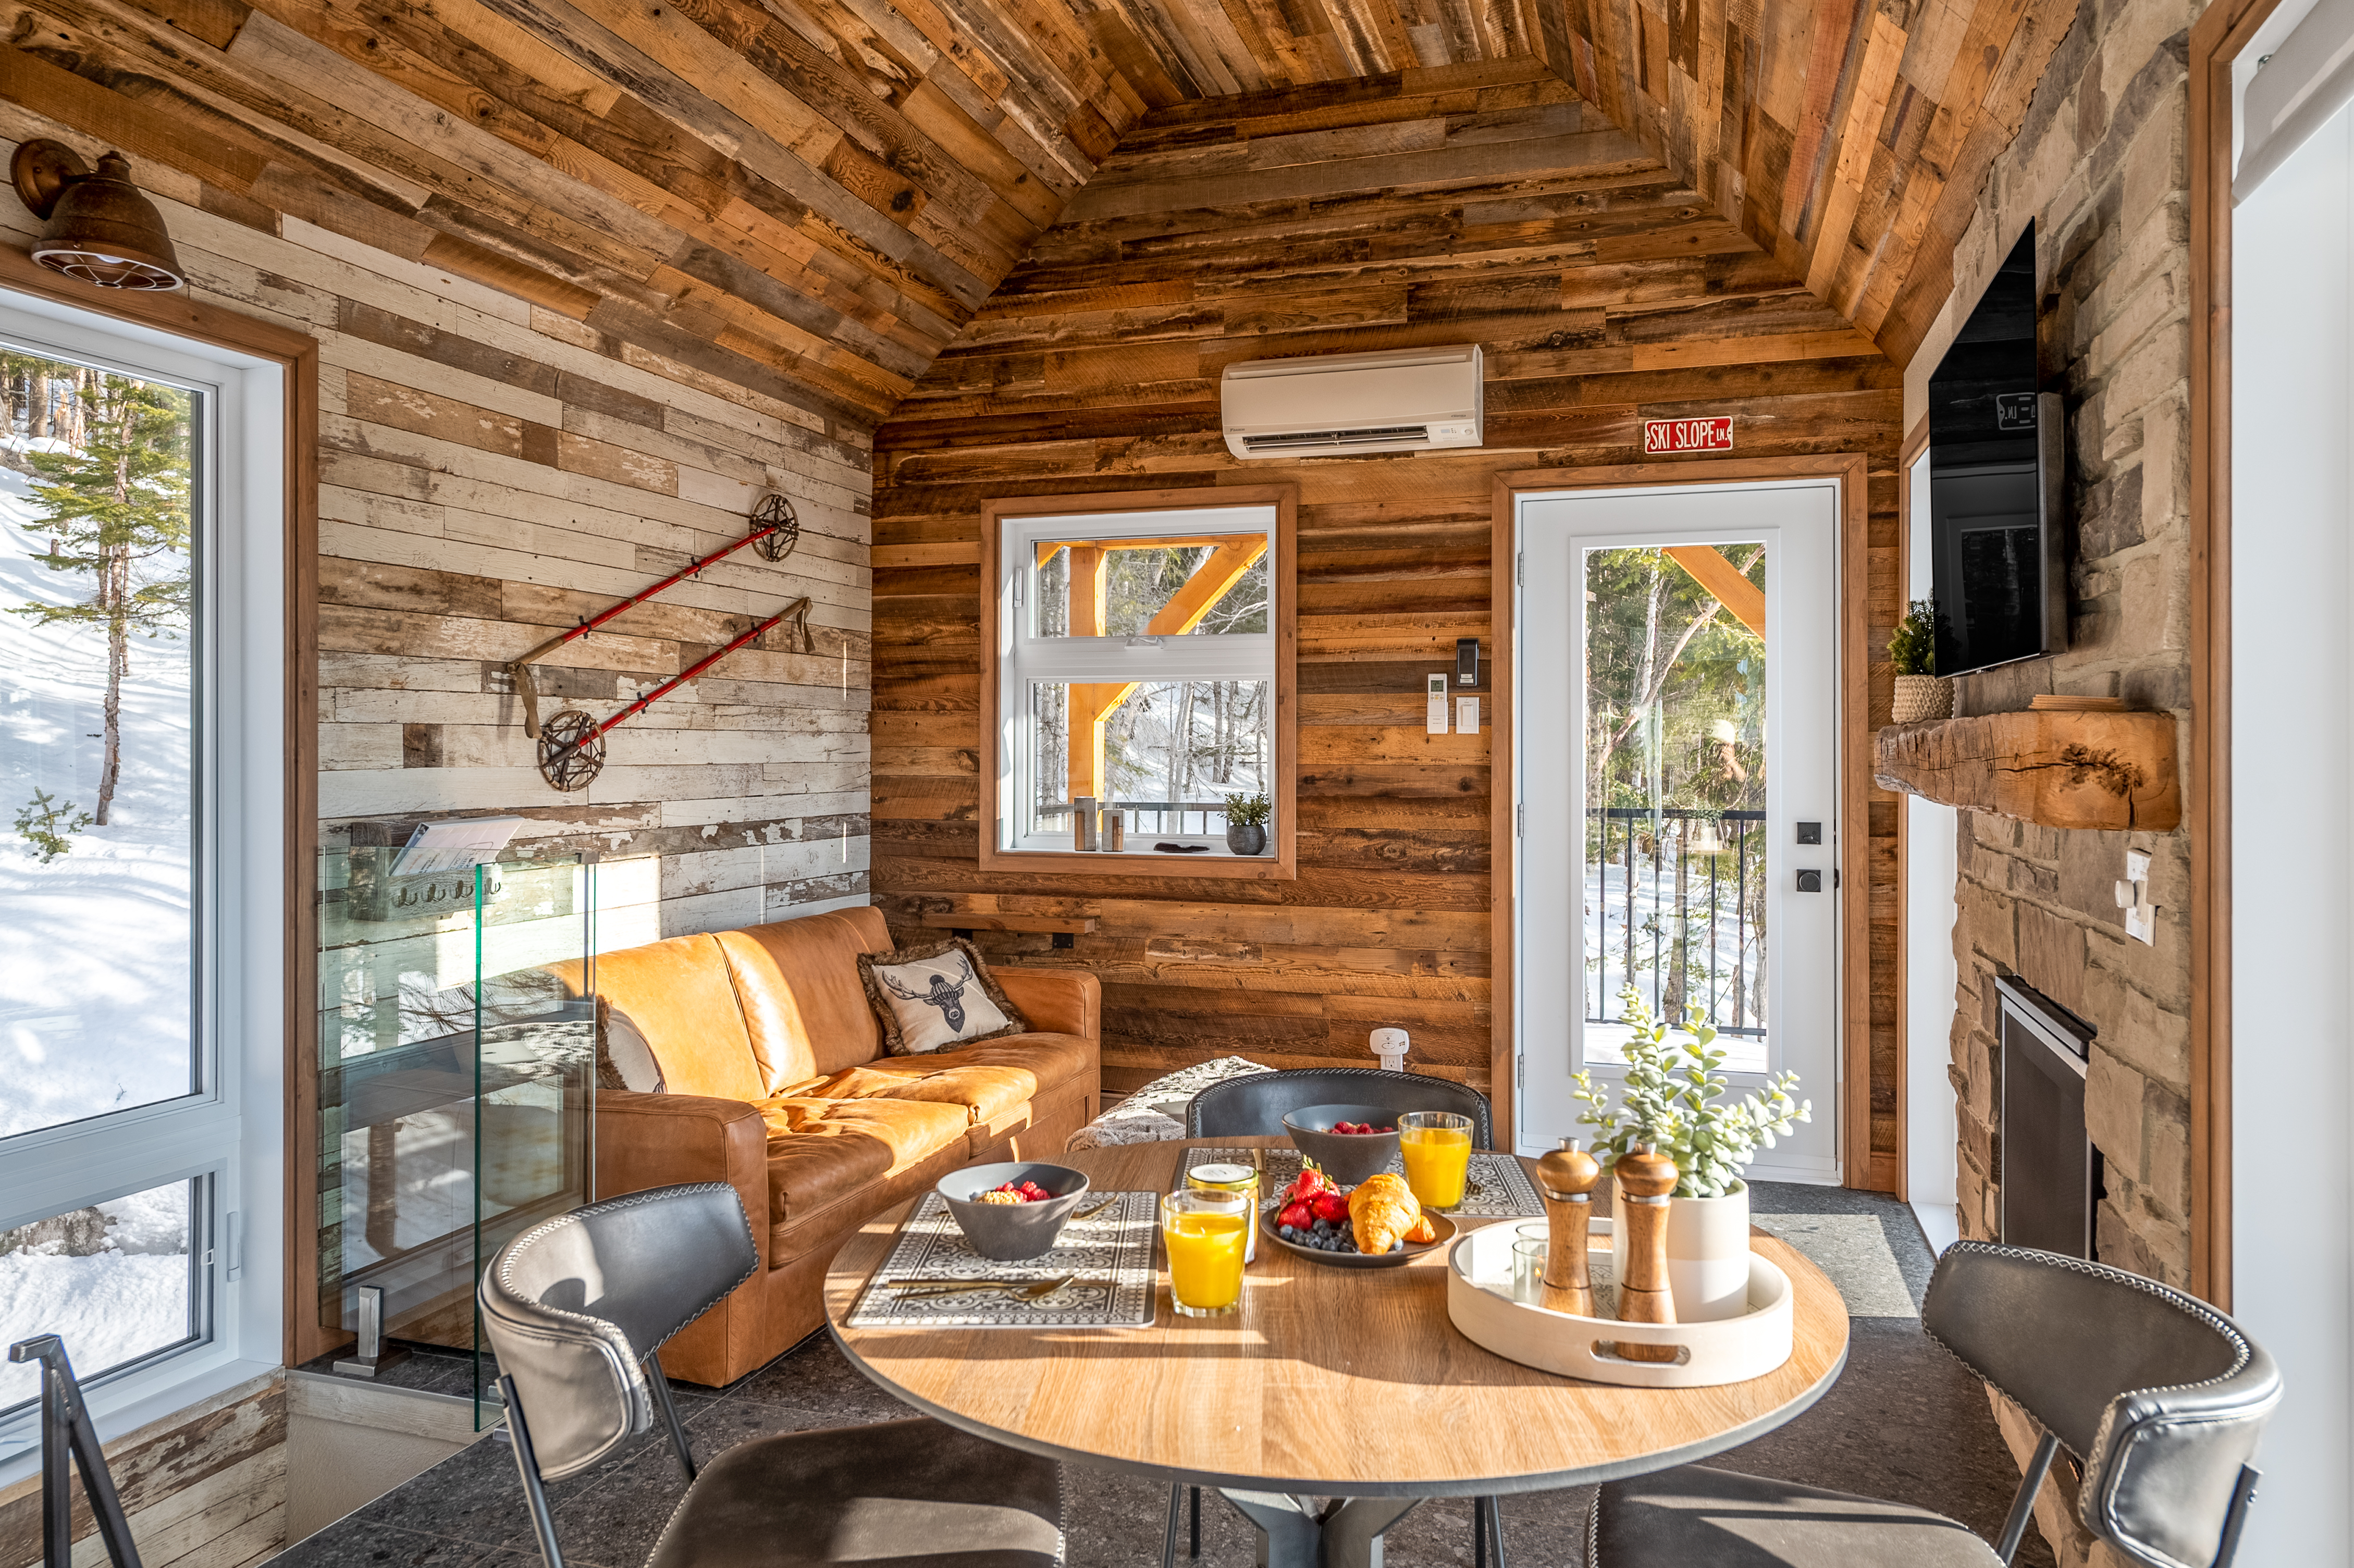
981 846 1296 880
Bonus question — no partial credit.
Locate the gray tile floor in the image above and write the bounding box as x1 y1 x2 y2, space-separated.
275 1185 2049 1567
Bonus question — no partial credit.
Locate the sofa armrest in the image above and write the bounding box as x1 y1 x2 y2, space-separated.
996 966 1101 1041
595 1091 770 1263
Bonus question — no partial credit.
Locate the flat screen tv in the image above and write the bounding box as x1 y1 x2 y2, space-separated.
1927 223 2066 676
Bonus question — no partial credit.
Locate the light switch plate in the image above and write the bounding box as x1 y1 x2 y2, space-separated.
1426 673 1450 735
1456 696 1480 734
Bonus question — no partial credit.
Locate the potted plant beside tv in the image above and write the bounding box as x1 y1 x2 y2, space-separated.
1224 789 1271 856
1572 987 1809 1322
1889 598 1954 722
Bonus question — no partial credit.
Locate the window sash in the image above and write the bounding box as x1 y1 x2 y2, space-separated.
0 292 275 1454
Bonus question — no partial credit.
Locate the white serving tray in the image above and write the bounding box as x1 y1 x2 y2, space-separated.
1445 1219 1794 1387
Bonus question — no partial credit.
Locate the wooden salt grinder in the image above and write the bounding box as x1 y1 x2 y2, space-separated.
1613 1142 1680 1362
1534 1136 1600 1315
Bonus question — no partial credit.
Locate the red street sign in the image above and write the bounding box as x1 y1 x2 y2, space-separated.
1644 417 1734 454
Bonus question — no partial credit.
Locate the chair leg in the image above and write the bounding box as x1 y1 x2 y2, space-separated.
1994 1430 2059 1565
1190 1484 1201 1557
1473 1494 1486 1566
644 1352 696 1483
1161 1481 1184 1568
498 1374 568 1568
1482 1495 1508 1568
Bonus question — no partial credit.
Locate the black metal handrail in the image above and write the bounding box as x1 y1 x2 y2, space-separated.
8 1336 143 1567
1587 806 1767 1038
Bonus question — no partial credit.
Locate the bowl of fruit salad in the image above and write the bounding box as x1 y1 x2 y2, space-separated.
938 1162 1091 1261
1281 1103 1404 1187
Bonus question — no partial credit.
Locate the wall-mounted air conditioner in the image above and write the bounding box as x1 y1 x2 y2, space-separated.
1221 344 1483 459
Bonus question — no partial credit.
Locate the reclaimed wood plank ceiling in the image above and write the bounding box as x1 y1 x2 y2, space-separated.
0 0 2070 440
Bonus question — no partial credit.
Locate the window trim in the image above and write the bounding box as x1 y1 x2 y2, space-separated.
0 246 317 1470
980 486 1298 882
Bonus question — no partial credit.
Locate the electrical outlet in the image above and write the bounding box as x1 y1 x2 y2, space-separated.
2116 848 2157 945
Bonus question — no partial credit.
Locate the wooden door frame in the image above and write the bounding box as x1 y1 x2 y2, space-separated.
1490 456 1873 1183
1892 415 1931 1203
0 248 323 1361
2187 0 2282 1311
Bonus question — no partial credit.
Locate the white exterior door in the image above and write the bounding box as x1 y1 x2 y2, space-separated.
1513 480 1842 1182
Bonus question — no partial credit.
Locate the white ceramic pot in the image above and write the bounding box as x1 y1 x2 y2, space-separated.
1611 1179 1753 1322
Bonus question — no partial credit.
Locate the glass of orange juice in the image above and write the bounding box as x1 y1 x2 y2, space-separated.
1399 1110 1474 1208
1161 1189 1249 1317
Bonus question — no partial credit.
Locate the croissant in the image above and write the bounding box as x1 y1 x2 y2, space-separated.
1349 1172 1422 1254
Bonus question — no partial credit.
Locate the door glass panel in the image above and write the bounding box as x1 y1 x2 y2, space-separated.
0 1178 198 1412
1582 544 1768 1073
1031 534 1269 639
0 350 199 1137
1022 678 1272 843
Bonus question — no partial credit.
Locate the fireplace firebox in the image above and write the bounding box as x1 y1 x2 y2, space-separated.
1996 976 2101 1260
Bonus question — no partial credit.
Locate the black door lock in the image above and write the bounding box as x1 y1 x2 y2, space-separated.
1795 870 1823 893
1796 822 1822 845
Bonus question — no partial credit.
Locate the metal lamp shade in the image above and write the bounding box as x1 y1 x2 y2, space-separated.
1685 818 1730 857
28 152 184 291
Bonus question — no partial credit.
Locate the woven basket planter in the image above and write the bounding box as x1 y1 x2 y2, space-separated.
1891 674 1955 724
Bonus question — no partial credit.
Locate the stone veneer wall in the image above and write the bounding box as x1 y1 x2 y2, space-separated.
1908 0 2202 1558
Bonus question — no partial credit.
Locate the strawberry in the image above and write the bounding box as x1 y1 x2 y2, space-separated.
1312 1190 1350 1224
1278 1200 1313 1230
1285 1162 1329 1204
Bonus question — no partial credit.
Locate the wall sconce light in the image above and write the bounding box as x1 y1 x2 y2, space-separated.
9 140 184 291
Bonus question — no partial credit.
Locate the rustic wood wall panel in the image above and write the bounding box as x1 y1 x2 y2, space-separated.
0 1373 286 1568
870 60 1905 1182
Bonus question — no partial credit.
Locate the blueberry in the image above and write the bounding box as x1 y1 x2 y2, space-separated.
1279 1225 1297 1240
1390 1240 1403 1252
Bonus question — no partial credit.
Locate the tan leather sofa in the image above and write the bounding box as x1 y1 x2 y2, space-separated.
550 906 1100 1387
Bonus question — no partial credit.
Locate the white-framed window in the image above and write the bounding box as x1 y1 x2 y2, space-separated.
985 491 1295 876
0 288 286 1470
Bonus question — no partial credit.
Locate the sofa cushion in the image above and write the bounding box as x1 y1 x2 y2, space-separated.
756 1094 970 1225
553 934 762 1102
856 937 1029 1056
718 908 895 1090
781 1033 1096 1127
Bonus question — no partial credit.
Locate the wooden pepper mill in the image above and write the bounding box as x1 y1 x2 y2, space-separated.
1613 1141 1680 1362
1534 1135 1600 1315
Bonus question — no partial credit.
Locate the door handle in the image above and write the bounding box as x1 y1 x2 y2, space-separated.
1795 870 1823 893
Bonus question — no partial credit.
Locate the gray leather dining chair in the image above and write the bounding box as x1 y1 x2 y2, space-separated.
1587 1240 2279 1567
479 1181 1066 1568
1172 1067 1502 1566
1186 1066 1495 1148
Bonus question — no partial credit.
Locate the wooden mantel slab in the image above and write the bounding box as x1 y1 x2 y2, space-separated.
1874 711 2182 831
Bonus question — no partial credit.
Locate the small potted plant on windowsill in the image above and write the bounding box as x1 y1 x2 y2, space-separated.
1573 986 1809 1323
1224 789 1271 856
1889 597 1953 723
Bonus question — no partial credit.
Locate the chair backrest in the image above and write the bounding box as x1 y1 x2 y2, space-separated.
1922 1241 2278 1568
1187 1067 1494 1147
478 1182 759 1480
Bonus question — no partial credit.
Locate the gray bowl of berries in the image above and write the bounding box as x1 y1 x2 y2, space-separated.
939 1162 1091 1261
1282 1104 1404 1187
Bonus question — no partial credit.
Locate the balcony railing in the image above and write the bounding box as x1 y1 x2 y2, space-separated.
1037 800 1244 837
1587 807 1766 1039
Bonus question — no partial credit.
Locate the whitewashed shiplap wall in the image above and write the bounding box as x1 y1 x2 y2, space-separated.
0 115 874 940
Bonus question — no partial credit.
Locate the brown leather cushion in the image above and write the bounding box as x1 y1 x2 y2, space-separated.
757 1093 969 1225
718 908 894 1089
551 935 763 1102
781 1033 1096 1127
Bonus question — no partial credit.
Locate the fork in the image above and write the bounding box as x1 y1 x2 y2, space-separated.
894 1273 1078 1302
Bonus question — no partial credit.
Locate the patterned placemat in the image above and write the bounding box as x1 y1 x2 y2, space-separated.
845 1190 1160 1329
1179 1146 1545 1219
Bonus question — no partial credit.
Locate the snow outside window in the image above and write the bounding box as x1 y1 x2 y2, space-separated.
0 291 284 1465
998 505 1277 856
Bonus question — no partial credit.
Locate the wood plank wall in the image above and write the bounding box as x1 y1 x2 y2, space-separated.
870 59 1908 1181
0 110 877 931
0 1374 285 1568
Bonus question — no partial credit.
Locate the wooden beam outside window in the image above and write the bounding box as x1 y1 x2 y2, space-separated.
1662 545 1767 635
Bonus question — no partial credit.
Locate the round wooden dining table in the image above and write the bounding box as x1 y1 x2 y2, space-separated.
825 1136 1850 1567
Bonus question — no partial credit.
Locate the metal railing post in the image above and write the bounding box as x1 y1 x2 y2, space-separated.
7 1336 145 1568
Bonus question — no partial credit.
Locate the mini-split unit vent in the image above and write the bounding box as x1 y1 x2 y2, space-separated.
1221 344 1484 459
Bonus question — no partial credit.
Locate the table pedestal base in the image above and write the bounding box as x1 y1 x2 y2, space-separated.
1219 1490 1420 1568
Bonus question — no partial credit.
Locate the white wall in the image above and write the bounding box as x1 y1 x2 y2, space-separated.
2232 96 2354 1567
1904 447 1961 1246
